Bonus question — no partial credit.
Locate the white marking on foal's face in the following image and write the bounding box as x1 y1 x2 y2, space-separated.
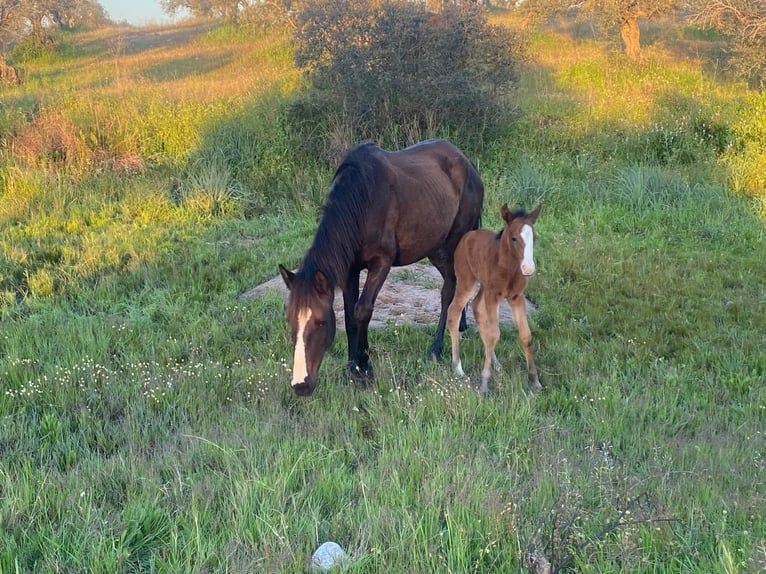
292 307 311 387
520 224 535 276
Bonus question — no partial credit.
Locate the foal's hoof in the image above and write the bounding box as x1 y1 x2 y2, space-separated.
528 376 543 393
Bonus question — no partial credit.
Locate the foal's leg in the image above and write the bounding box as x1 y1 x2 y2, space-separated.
350 258 391 380
471 288 502 372
476 292 502 395
447 277 475 378
509 293 542 392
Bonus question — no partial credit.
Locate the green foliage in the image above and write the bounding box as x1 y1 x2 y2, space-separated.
8 33 62 64
292 0 527 152
183 94 328 215
118 502 172 572
724 91 766 212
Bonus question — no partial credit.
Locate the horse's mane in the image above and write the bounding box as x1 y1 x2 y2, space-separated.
300 142 381 289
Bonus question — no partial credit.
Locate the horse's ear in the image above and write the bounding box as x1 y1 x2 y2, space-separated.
279 264 294 290
501 203 512 223
529 204 542 223
314 270 331 296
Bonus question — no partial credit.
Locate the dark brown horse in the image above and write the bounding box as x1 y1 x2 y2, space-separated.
279 139 484 396
447 204 542 394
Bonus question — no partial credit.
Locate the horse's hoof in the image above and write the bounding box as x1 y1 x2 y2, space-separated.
347 363 374 382
528 377 543 393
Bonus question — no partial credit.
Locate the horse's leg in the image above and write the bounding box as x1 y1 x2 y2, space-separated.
447 279 476 378
343 269 361 366
428 253 466 359
477 292 502 395
350 258 391 380
509 293 542 392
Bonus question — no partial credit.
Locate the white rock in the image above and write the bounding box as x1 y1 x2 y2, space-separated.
311 541 346 570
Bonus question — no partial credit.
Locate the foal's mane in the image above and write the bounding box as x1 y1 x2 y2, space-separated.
300 142 381 290
496 208 531 239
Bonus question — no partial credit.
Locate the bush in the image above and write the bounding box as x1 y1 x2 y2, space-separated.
724 91 766 211
292 0 528 155
8 32 61 64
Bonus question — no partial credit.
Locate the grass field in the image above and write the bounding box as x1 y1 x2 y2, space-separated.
1 14 765 573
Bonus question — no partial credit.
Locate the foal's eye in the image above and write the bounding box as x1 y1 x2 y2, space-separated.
511 236 518 242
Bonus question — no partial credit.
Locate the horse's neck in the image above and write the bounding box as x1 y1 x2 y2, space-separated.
304 236 356 289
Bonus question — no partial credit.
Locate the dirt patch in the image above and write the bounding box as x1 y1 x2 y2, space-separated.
240 262 535 332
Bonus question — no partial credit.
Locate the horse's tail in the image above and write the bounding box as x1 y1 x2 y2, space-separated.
464 160 484 232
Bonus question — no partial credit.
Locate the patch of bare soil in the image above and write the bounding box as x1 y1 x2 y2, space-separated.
240 262 535 332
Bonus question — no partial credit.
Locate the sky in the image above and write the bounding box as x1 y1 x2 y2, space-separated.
99 0 182 26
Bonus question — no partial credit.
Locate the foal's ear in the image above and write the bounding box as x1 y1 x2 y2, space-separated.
528 204 542 224
314 270 331 296
279 264 295 290
501 203 512 223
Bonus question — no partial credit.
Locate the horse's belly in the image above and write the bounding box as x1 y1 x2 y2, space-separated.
394 230 449 265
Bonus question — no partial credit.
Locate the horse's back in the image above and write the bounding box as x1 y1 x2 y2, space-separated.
389 139 469 178
329 139 483 266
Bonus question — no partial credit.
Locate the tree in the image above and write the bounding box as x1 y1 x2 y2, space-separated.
520 0 684 59
160 0 252 21
690 0 766 88
293 0 526 153
1 0 107 48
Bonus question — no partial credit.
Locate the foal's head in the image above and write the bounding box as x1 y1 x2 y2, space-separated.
500 204 541 277
279 265 336 396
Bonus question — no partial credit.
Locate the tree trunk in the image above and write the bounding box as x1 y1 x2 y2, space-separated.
620 16 641 60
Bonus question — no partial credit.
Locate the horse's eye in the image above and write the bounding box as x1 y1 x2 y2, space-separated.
511 236 518 242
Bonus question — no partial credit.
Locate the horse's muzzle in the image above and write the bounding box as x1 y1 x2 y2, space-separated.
291 379 316 397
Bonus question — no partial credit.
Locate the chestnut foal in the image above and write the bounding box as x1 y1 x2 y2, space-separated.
447 204 542 394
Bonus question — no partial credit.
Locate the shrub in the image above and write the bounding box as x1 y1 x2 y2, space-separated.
724 91 766 210
292 0 528 154
8 32 61 64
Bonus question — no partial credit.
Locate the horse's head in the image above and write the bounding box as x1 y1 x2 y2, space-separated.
279 264 336 396
500 204 541 277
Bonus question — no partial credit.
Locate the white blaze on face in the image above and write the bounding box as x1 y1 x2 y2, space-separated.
291 307 311 387
520 224 535 276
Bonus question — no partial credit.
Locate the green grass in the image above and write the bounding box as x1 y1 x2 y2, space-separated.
1 18 765 573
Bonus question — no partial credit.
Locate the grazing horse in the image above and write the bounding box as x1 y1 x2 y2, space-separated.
279 139 484 396
447 204 542 394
